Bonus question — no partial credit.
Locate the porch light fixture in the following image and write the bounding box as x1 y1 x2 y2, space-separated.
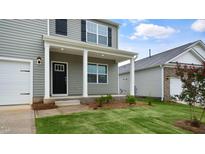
36 56 42 64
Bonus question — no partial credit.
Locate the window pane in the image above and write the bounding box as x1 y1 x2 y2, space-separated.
88 64 97 74
98 35 107 45
98 75 107 83
98 65 107 74
87 22 97 33
88 74 97 83
98 25 108 36
55 19 67 35
87 33 97 43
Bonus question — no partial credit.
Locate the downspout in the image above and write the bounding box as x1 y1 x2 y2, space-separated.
160 65 164 101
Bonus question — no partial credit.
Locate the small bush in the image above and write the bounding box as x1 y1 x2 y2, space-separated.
96 96 106 107
105 94 113 103
126 95 136 105
96 94 114 107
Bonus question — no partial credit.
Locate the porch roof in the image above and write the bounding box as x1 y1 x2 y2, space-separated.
43 35 137 62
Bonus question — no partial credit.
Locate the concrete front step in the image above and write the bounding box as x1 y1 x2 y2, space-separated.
55 100 81 107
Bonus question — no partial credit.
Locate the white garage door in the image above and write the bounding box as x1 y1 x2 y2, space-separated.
0 60 32 105
170 77 183 97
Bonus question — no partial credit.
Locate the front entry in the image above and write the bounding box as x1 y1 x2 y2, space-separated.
52 62 68 95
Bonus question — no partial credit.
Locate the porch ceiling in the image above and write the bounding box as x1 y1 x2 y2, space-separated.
43 35 138 62
50 46 130 62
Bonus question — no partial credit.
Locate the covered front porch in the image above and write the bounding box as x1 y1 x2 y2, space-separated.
43 35 137 102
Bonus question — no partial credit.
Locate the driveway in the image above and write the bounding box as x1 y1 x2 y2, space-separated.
0 105 35 134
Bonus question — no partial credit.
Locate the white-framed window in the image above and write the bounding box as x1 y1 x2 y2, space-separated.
86 21 97 43
88 63 108 84
98 25 108 45
86 21 108 46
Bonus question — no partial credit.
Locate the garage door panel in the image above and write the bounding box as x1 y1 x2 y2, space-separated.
0 60 31 105
170 77 183 97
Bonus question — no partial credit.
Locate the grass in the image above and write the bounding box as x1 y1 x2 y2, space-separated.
35 98 205 134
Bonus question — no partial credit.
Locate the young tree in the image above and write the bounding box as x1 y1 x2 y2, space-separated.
175 62 205 127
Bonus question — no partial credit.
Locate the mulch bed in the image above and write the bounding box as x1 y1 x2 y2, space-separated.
31 102 57 110
174 120 205 134
86 101 150 110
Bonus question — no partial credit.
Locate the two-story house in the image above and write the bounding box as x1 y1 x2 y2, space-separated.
0 19 137 105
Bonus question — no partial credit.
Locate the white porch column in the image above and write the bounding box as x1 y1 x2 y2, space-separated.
83 49 88 97
130 57 135 95
44 42 50 99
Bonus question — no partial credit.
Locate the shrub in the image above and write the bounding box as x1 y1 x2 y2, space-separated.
96 96 106 107
126 95 136 105
96 94 114 107
105 94 113 103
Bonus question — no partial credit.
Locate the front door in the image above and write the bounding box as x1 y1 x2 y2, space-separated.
52 62 67 95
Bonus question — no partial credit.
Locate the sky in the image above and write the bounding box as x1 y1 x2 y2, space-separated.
112 19 205 65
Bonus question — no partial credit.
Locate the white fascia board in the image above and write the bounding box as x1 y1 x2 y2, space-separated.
165 48 205 64
43 35 137 58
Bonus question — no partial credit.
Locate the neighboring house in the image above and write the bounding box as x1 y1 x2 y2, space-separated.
119 40 205 101
0 19 137 105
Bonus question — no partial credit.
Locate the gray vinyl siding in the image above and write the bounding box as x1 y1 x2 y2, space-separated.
50 19 81 41
119 67 162 97
0 19 47 97
49 19 118 48
50 52 118 95
119 73 130 94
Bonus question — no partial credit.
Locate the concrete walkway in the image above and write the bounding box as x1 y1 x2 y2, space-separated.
0 105 35 134
35 105 90 118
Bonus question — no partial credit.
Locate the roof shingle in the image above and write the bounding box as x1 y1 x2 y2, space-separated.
119 40 199 74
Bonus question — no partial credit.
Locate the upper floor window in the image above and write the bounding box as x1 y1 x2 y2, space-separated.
86 21 108 46
98 25 108 45
55 19 67 36
87 22 97 43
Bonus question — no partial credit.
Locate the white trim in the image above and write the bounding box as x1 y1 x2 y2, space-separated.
51 61 69 97
130 58 135 95
83 49 88 97
166 48 205 64
187 40 205 51
86 20 108 46
191 47 205 61
44 42 50 99
117 64 119 94
0 56 33 104
88 62 109 84
43 35 137 58
160 65 164 101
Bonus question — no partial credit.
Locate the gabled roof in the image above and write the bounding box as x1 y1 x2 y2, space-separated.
119 40 204 74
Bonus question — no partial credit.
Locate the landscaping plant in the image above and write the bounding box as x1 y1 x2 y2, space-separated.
96 94 113 107
175 62 205 127
105 94 113 103
96 96 106 107
126 95 136 105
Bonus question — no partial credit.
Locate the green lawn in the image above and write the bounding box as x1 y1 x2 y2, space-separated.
35 98 204 134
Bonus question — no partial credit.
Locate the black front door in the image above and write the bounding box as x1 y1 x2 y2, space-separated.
52 62 67 95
